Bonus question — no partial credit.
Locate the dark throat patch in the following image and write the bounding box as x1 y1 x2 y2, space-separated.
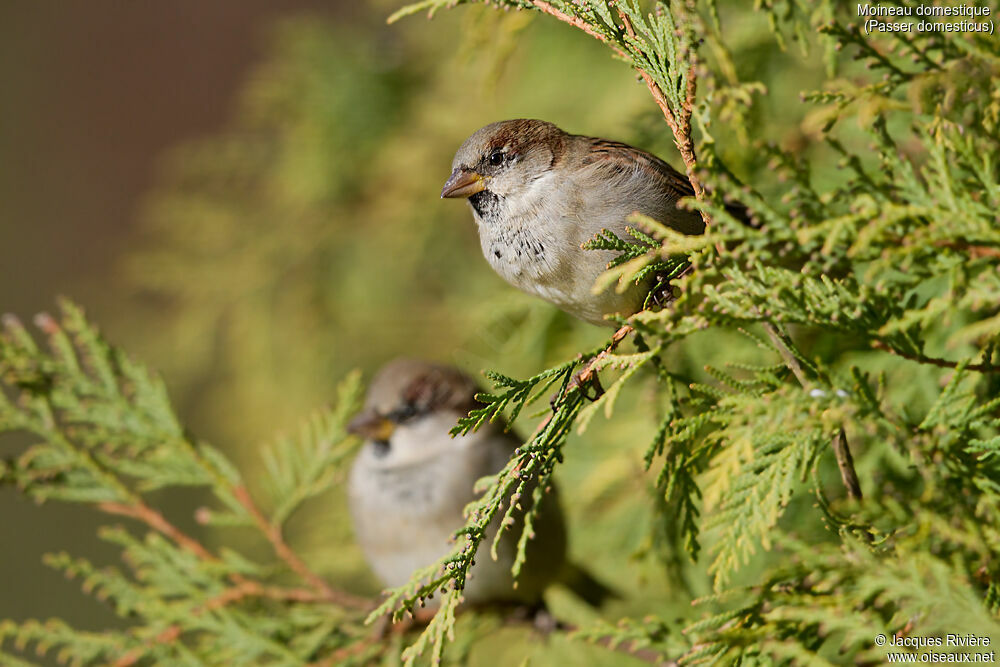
469 190 502 223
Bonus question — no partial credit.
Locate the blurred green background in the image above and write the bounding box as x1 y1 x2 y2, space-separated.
1 1 838 660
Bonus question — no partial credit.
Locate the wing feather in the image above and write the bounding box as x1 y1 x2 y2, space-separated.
580 137 696 201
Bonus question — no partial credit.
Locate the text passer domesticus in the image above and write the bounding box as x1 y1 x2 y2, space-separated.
347 359 611 606
441 119 707 326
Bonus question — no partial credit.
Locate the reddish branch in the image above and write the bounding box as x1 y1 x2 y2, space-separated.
100 489 368 610
577 324 635 385
932 240 1000 259
530 1 627 56
511 324 634 476
109 581 346 666
872 340 998 373
198 579 330 612
616 10 706 206
114 625 181 667
98 500 216 562
231 485 370 610
99 489 370 663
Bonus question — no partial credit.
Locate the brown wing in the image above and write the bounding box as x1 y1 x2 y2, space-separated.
578 137 756 229
580 137 696 201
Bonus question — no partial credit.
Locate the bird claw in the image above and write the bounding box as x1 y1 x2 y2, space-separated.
647 263 694 310
549 370 604 411
570 370 604 401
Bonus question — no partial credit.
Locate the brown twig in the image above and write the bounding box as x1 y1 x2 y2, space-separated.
97 501 216 562
112 582 345 666
514 324 634 476
113 625 181 667
112 577 347 666
761 322 810 388
831 428 863 502
230 485 369 610
198 579 330 613
530 1 627 57
616 9 707 218
932 240 1000 259
758 320 866 503
872 340 998 373
100 489 369 610
577 324 635 385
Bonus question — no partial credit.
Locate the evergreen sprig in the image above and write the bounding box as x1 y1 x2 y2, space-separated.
4 1 1000 665
384 0 1000 663
0 302 374 665
582 225 692 309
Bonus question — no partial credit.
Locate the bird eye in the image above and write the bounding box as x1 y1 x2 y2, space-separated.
488 150 505 166
390 403 418 423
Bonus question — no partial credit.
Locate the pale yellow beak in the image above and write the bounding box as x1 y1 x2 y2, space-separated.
347 410 396 441
441 168 485 199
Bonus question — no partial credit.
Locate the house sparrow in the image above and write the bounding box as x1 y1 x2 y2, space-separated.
347 359 610 606
441 119 707 326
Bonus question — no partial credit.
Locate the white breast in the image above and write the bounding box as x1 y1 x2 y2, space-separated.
470 177 645 325
347 419 523 602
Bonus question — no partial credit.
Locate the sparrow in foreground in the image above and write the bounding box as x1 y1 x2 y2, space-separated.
442 119 708 326
347 359 610 606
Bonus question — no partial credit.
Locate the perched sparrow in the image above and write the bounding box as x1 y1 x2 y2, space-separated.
442 119 706 326
347 359 609 605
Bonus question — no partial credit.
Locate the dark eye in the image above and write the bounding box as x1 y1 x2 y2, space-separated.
390 403 418 423
488 150 505 166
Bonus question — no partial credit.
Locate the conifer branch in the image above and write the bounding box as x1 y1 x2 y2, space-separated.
0 302 374 663
830 427 862 503
617 6 705 208
761 322 810 388
231 484 370 609
113 625 181 667
872 340 999 374
529 1 624 55
760 320 865 504
96 501 216 563
576 323 634 385
199 580 330 611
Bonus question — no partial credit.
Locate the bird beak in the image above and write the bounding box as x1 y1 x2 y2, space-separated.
440 168 485 199
347 410 396 441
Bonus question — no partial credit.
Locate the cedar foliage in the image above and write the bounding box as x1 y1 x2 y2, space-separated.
2 1 1000 665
